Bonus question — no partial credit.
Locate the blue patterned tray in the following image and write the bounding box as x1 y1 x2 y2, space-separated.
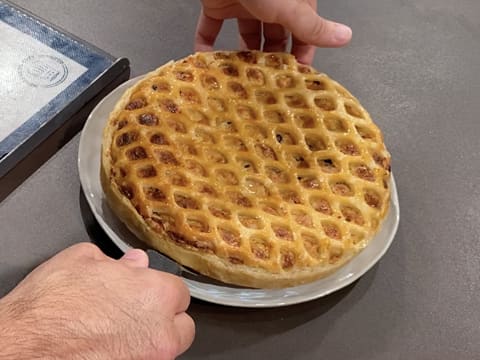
0 1 129 198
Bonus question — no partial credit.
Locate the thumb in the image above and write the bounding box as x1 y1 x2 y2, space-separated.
119 249 149 268
241 0 352 47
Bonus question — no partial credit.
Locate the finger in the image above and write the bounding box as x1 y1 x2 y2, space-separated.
171 278 191 314
262 23 289 52
291 0 317 64
119 249 149 268
173 312 196 357
291 36 316 64
153 272 191 314
194 10 224 52
237 18 262 50
241 0 352 47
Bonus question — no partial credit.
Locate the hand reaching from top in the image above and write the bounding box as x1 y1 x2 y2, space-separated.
195 0 352 64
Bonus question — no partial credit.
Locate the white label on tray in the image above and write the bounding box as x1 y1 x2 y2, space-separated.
0 20 88 143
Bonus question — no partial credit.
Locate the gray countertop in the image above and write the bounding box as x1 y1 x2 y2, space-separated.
1 0 479 359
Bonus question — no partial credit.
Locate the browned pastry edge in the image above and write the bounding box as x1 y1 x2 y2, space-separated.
101 159 358 288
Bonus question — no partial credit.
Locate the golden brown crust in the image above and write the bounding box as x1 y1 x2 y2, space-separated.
101 51 391 288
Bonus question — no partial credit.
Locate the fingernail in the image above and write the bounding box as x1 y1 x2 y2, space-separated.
333 24 352 43
121 249 149 268
122 249 144 261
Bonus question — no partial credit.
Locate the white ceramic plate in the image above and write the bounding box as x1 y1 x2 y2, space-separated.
78 77 400 308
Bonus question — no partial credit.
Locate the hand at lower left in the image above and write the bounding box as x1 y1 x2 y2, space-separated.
0 243 195 360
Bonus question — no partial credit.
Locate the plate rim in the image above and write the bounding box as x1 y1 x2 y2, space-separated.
78 76 400 308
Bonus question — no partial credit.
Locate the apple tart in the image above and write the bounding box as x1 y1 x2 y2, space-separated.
101 51 391 288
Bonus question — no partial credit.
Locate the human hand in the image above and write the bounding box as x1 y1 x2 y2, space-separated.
195 0 352 64
0 243 195 360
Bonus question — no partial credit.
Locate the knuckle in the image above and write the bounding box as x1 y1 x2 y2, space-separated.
162 273 187 291
310 18 328 39
64 242 104 261
71 242 99 254
185 314 196 338
148 272 178 294
173 277 191 299
154 274 190 306
155 332 181 360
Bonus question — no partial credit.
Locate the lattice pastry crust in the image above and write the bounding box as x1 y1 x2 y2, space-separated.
101 51 391 288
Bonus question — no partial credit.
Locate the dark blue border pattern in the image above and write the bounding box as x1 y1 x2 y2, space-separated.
0 1 113 156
